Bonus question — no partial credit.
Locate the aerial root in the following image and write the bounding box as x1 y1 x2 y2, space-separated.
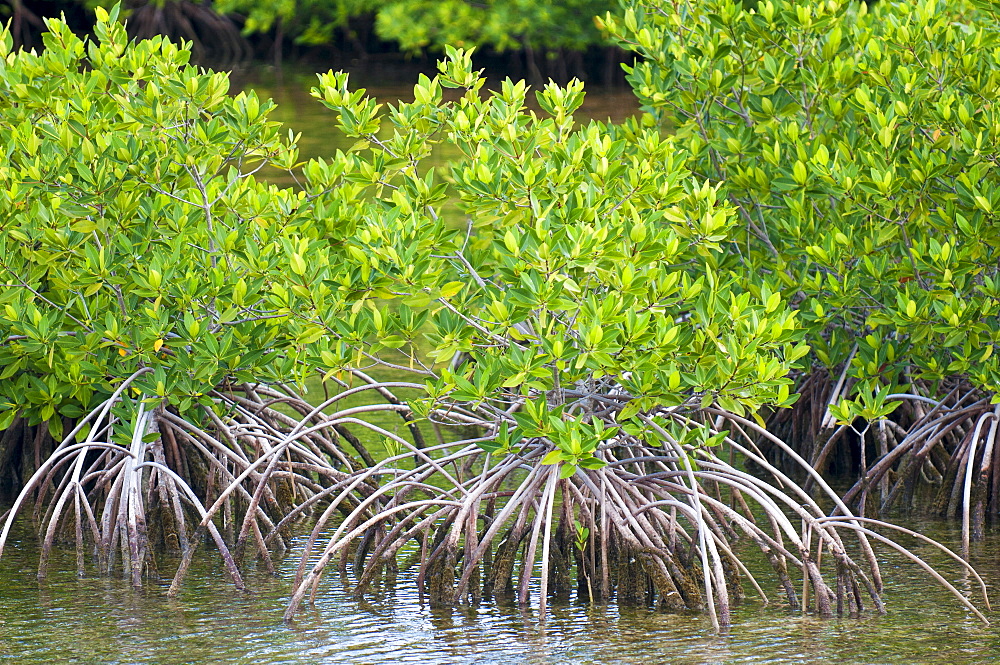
0 378 407 596
282 406 987 626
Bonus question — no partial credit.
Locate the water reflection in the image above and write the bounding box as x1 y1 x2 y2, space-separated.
3 519 1000 663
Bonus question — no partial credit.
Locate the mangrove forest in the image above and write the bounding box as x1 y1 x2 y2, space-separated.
2 0 1000 660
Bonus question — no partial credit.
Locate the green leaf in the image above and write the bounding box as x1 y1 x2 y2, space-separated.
440 281 464 299
541 450 564 465
579 456 607 470
47 417 64 442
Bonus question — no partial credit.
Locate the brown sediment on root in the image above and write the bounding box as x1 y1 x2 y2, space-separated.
485 522 528 600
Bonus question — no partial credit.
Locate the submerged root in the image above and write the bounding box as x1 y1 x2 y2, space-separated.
2 369 987 627
767 373 1000 540
285 401 990 627
0 371 418 596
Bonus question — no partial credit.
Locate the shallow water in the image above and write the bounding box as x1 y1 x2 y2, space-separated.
2 517 999 664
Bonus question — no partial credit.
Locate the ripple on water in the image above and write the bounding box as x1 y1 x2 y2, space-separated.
3 521 1000 664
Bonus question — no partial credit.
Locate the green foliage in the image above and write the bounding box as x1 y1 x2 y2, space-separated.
374 0 613 53
0 7 359 431
0 3 802 461
573 518 589 551
605 0 1000 422
42 0 618 55
213 0 378 47
211 0 614 52
309 46 806 465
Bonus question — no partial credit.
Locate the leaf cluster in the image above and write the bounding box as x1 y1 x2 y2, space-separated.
309 46 807 469
205 0 615 52
0 8 365 433
605 0 1000 420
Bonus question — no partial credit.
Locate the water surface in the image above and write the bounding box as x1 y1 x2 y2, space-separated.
2 518 998 663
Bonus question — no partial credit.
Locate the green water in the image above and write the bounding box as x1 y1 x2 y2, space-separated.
2 68 998 664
